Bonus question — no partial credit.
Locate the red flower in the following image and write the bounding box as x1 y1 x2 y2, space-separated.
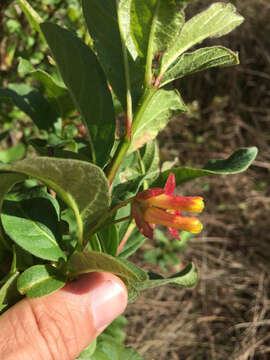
132 173 204 240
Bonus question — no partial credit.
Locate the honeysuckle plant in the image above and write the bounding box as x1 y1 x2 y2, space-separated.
0 0 258 358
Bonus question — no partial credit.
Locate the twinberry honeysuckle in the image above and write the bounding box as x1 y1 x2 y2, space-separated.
131 173 204 240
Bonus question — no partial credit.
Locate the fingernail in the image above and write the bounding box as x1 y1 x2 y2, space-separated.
91 277 127 331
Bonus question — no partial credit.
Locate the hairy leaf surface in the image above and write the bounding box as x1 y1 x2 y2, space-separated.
153 147 258 187
161 46 239 86
159 3 244 76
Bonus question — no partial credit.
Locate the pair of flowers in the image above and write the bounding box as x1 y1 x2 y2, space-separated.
132 173 204 241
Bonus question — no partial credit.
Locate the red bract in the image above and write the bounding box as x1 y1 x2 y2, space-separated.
131 173 204 240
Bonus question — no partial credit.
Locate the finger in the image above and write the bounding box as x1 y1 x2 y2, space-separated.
0 272 127 360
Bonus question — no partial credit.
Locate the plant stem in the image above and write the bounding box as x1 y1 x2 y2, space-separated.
117 222 135 255
112 215 132 224
83 196 135 246
106 137 131 184
106 87 157 184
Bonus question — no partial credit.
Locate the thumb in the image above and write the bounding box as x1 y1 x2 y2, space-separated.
0 272 128 360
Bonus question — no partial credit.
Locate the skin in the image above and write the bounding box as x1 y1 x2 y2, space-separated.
0 272 128 360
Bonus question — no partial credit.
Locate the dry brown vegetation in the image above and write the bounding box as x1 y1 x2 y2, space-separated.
126 1 270 358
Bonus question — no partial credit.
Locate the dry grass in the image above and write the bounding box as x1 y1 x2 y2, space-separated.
126 0 270 358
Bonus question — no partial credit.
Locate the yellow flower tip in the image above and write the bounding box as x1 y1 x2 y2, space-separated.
190 220 203 234
179 217 203 234
190 197 204 213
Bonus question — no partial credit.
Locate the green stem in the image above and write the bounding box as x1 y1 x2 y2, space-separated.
83 196 135 247
106 87 157 184
17 0 47 43
106 137 131 185
117 222 135 255
112 215 132 224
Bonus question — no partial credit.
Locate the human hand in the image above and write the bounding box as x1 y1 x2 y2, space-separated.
0 272 127 360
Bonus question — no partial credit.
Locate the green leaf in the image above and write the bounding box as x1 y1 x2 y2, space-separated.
114 152 138 186
77 339 97 359
6 186 60 221
0 85 57 130
0 271 20 313
82 0 126 106
161 46 239 86
103 315 128 344
17 0 46 42
17 264 66 298
1 198 65 261
134 262 198 291
92 315 143 358
130 0 157 58
0 143 25 164
139 140 160 181
159 2 244 77
68 251 147 301
0 173 26 250
152 147 258 187
0 157 110 242
19 58 75 118
29 138 90 162
112 175 145 204
116 0 149 105
98 224 119 257
119 227 146 259
18 57 35 75
68 251 144 284
41 23 115 167
130 0 185 84
117 258 148 281
12 245 34 271
130 89 187 153
92 339 143 360
118 0 138 60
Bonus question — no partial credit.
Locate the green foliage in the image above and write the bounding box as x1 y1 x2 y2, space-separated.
130 89 187 153
134 262 198 291
41 22 115 166
119 227 146 259
0 157 110 243
18 58 75 118
0 84 58 130
159 2 244 79
87 316 143 360
1 198 64 261
153 147 258 187
161 46 240 86
17 264 66 297
0 271 20 313
143 229 194 272
82 0 127 108
0 143 25 164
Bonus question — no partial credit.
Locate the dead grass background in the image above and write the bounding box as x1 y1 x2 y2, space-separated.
126 1 270 359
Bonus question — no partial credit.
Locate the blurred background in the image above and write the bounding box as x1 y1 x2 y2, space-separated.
1 0 270 359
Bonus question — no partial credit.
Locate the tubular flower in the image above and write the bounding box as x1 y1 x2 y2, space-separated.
131 173 204 240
